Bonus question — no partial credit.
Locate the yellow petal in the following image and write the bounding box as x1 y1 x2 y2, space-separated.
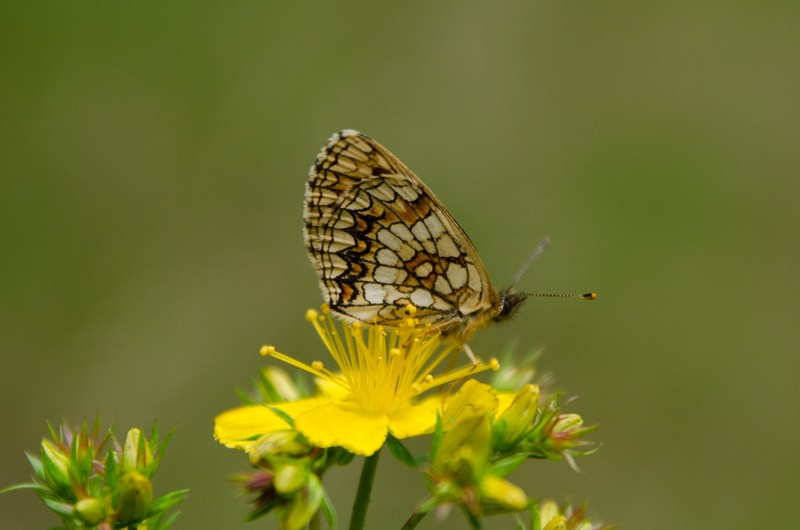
387 402 438 439
294 403 389 456
314 376 350 400
496 391 517 416
214 398 328 449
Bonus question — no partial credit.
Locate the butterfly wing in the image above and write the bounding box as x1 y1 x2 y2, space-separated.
304 130 498 335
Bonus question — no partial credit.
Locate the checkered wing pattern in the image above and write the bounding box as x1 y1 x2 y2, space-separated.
303 130 498 337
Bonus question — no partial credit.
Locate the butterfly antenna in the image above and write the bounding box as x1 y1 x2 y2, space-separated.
522 291 598 300
509 236 598 300
508 236 551 291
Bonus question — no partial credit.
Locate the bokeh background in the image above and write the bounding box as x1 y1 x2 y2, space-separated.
2 3 798 529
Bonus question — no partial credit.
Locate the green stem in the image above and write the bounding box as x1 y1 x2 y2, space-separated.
401 510 427 530
348 449 381 530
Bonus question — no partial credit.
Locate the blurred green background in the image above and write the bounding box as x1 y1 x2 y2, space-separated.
2 2 798 529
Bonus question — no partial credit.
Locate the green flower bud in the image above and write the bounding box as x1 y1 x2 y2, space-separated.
280 475 323 530
434 413 490 482
74 497 106 525
493 384 540 452
40 439 72 498
274 462 309 495
543 516 567 530
116 471 153 524
248 431 311 465
264 367 301 402
123 428 152 473
553 413 583 434
478 475 528 513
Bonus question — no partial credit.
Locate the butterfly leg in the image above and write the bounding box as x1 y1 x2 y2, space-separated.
463 343 478 365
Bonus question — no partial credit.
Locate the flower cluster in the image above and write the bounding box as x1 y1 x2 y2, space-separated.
215 306 604 528
4 420 187 529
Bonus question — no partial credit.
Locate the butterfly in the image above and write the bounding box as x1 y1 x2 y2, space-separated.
303 130 595 348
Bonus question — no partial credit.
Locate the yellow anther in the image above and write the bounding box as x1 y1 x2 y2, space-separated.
424 374 433 383
490 358 501 371
260 345 276 357
321 304 330 314
404 304 417 316
311 360 324 370
389 348 401 357
305 309 318 322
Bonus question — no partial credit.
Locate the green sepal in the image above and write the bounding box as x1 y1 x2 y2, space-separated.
386 434 417 468
530 501 542 530
41 497 75 517
332 447 355 466
490 454 527 477
268 406 295 428
25 452 44 480
319 486 338 530
40 442 72 501
245 496 281 521
0 482 47 494
430 413 444 462
258 368 284 403
105 449 119 491
148 488 190 517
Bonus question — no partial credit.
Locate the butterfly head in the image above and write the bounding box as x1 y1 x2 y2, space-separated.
494 290 529 323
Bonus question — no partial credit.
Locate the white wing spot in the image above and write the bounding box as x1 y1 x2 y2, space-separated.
414 262 433 278
364 283 386 304
390 223 414 242
367 183 396 202
343 190 372 211
395 183 421 202
377 228 402 251
446 263 467 289
376 248 401 266
410 289 434 307
411 220 432 243
437 233 460 258
467 263 482 292
374 266 408 284
434 275 453 295
424 214 445 238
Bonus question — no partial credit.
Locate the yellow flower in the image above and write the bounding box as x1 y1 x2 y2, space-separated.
215 306 498 457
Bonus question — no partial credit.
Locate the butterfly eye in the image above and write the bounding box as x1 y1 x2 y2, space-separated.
496 292 527 322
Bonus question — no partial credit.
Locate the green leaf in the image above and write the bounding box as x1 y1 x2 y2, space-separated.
386 435 417 468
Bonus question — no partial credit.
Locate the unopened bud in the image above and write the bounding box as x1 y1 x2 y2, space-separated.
116 471 153 524
248 431 311 465
74 497 106 525
274 462 308 495
479 475 528 513
123 428 152 473
40 439 71 496
280 475 324 530
553 413 583 434
493 384 540 451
